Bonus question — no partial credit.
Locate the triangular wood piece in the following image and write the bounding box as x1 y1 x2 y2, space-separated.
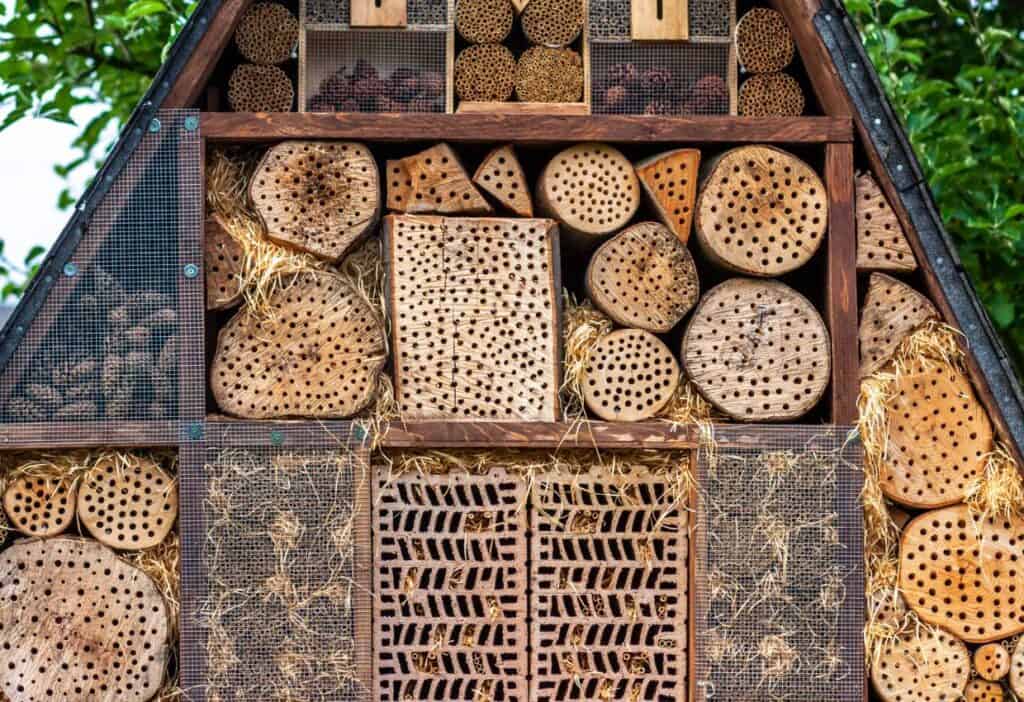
856 172 917 272
859 273 938 377
204 215 244 311
472 145 533 217
386 143 492 215
635 149 701 244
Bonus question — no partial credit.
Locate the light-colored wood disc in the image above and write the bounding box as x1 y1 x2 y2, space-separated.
0 537 170 702
1010 636 1024 697
234 1 298 65
857 172 918 272
211 270 386 418
2 473 77 537
585 221 700 333
682 278 831 421
881 358 993 508
250 141 380 262
386 143 493 215
901 505 1024 643
695 145 828 276
975 643 1010 681
227 63 294 113
582 329 680 422
634 148 701 244
735 7 795 73
871 626 970 702
205 215 244 310
472 145 533 217
859 273 938 378
537 143 640 242
965 679 1005 702
738 72 805 117
77 454 177 550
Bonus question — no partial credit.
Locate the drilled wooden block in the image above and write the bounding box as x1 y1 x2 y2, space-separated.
735 7 794 73
859 273 938 378
1011 637 1024 698
2 472 77 537
634 148 701 244
228 63 294 112
387 143 493 215
204 215 244 310
77 454 177 550
582 329 680 422
385 215 561 421
473 145 533 217
521 0 584 46
965 680 1005 702
738 72 805 117
532 463 688 702
871 627 969 702
375 468 529 702
975 643 1010 682
234 1 298 65
456 0 514 43
901 505 1024 643
856 172 918 272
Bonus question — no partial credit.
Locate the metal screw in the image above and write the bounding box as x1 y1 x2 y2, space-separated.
270 429 285 446
184 115 199 132
15 325 24 335
354 425 367 442
850 62 859 70
825 13 833 21
63 262 78 277
149 117 162 133
183 263 199 279
873 118 882 127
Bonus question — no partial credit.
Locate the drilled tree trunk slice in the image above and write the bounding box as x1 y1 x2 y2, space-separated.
859 273 938 378
682 278 831 421
77 455 177 550
881 358 993 508
857 172 918 272
520 0 584 46
455 0 514 44
3 473 77 537
210 270 387 418
386 143 493 215
738 72 805 117
635 148 701 245
1011 637 1024 698
0 537 170 702
695 145 828 276
250 141 381 262
472 145 533 217
965 680 1005 702
385 215 561 421
537 143 641 242
454 44 517 102
585 221 699 333
582 328 680 421
514 46 584 103
974 643 1010 682
234 2 298 65
227 63 294 112
205 215 244 310
870 627 969 702
735 8 795 73
900 505 1024 643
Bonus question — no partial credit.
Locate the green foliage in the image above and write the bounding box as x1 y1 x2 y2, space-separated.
846 0 1024 369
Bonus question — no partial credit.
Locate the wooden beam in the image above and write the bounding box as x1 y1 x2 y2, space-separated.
0 421 180 449
381 421 698 449
825 142 858 424
164 0 253 108
200 112 854 144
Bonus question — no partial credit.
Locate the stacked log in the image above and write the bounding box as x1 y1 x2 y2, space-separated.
871 627 969 702
3 474 77 537
77 455 178 550
520 0 584 46
228 63 294 112
230 2 297 113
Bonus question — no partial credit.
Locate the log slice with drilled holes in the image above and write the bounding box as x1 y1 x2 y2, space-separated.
975 643 1010 682
900 505 1024 643
634 148 701 244
582 328 680 422
682 278 830 421
3 473 77 537
695 145 828 276
514 46 584 103
211 270 387 418
386 143 492 215
0 537 170 702
77 454 177 550
735 7 795 73
205 215 244 310
1011 637 1024 698
472 145 533 217
857 172 918 272
859 273 938 378
585 221 699 333
250 141 380 261
965 680 1005 702
234 2 298 65
454 44 517 102
227 63 294 112
871 626 969 702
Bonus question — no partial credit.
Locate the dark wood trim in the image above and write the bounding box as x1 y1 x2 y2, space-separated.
0 421 180 449
825 143 859 424
380 420 699 448
164 0 252 108
200 112 854 144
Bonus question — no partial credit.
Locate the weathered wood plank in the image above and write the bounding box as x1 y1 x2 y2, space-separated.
825 142 858 424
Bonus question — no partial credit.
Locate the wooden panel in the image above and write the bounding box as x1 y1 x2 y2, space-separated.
351 0 407 27
164 0 253 108
632 0 688 40
825 142 858 424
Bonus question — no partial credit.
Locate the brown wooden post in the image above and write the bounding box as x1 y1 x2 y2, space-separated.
825 142 858 424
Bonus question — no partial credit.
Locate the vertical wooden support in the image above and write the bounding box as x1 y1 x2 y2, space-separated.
825 142 858 424
631 0 689 40
351 0 407 27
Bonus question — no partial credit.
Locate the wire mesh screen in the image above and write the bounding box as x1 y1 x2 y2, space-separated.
692 426 863 702
589 0 734 39
179 423 372 702
304 0 449 27
0 109 202 430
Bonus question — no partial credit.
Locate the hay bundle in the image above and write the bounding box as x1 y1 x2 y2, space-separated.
514 46 584 103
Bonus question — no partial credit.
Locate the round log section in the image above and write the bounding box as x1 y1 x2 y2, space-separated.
472 145 533 217
975 643 1010 682
582 329 680 422
682 278 831 421
738 72 805 117
537 142 641 242
454 44 517 102
205 215 244 310
234 2 298 65
870 627 969 702
1011 637 1024 698
735 8 795 73
881 358 992 508
585 221 699 333
964 680 1005 702
521 0 584 46
3 473 77 537
859 273 938 378
857 171 918 272
227 63 294 112
250 141 380 261
514 46 584 103
695 145 828 276
0 537 170 702
210 270 387 419
634 148 701 244
455 0 514 44
900 505 1024 643
77 455 178 550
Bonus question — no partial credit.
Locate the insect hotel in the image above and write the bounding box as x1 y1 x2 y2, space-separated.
0 0 1021 700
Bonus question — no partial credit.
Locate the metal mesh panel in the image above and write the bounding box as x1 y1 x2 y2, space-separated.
179 422 372 702
304 0 449 27
692 426 863 702
589 0 734 40
0 109 202 431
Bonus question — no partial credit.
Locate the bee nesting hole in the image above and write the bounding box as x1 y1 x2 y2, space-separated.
695 145 828 276
870 627 969 702
738 73 805 117
472 145 533 217
735 8 795 74
228 63 294 113
586 221 700 333
1011 637 1024 698
250 140 381 261
682 278 830 421
455 0 514 44
974 643 1010 682
3 473 77 537
234 2 298 65
514 47 585 103
387 143 492 215
210 270 387 418
859 273 938 377
204 216 244 311
635 148 701 244
582 328 680 422
0 537 170 702
965 680 1005 702
521 0 584 47
856 172 918 272
455 44 517 102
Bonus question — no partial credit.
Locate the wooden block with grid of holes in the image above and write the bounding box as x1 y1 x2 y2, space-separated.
3 472 77 537
384 215 561 421
856 172 918 272
531 462 688 702
634 149 701 244
374 466 529 702
387 143 493 215
975 643 1010 682
204 215 243 310
77 454 177 550
859 273 938 378
900 505 1024 643
472 145 533 217
881 357 992 508
870 626 969 702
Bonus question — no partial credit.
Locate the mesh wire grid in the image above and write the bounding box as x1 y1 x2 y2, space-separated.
692 425 864 702
304 0 449 27
588 0 735 40
0 109 203 434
